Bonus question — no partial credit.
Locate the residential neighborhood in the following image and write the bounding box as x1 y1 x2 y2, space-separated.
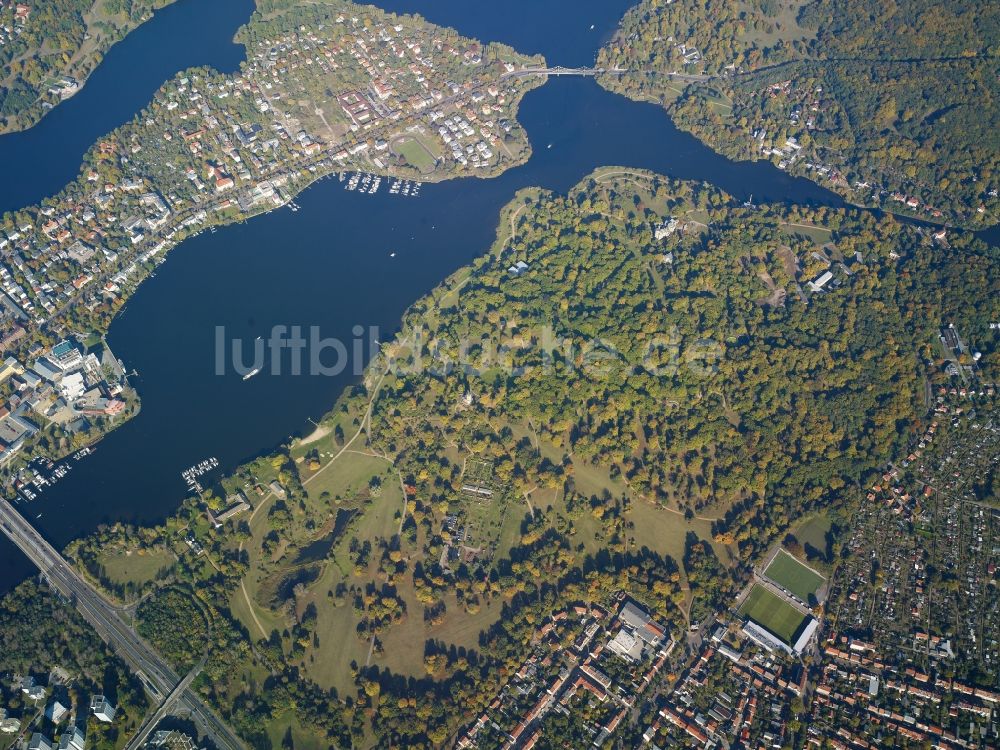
0 0 543 416
0 668 120 750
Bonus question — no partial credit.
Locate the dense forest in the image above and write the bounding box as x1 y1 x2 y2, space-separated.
135 587 211 672
597 0 1000 227
374 169 998 557
335 170 998 743
0 579 149 748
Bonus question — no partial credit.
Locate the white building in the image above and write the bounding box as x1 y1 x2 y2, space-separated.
619 601 666 648
741 619 792 655
808 270 834 293
44 700 68 724
60 372 86 401
90 696 115 723
50 340 83 372
654 217 679 240
790 617 820 654
607 628 643 662
742 615 819 656
0 708 20 733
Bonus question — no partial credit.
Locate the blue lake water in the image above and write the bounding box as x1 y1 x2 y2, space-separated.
0 0 977 590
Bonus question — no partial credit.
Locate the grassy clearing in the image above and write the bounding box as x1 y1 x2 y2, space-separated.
428 592 502 647
290 469 405 690
301 579 373 694
780 222 833 245
739 0 815 49
704 89 734 113
791 512 833 562
301 450 396 506
763 549 826 602
347 471 404 543
738 583 807 644
570 457 630 499
97 547 175 587
265 710 328 750
627 499 718 564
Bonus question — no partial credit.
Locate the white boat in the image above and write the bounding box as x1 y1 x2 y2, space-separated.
243 367 261 381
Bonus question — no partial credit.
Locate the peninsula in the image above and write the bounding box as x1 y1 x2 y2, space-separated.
0 2 998 749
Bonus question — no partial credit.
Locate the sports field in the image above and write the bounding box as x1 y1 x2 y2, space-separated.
738 583 808 644
394 136 437 173
763 549 825 602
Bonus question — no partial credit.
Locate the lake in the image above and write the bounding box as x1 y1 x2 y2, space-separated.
0 0 946 591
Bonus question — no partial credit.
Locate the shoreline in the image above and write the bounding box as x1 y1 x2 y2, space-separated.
0 2 181 136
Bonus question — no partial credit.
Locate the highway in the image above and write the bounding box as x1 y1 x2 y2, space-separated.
124 656 206 750
0 498 245 750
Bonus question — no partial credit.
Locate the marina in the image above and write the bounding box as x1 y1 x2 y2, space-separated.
181 457 220 494
12 456 78 504
343 172 421 197
389 178 421 197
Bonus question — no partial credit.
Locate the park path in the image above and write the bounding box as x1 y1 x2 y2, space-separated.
238 371 388 640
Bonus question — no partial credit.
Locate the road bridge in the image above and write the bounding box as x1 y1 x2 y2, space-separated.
505 65 712 82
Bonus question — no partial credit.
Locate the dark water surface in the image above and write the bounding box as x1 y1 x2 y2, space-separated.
0 0 950 590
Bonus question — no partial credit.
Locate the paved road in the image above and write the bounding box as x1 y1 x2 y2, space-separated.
0 498 244 750
124 656 205 750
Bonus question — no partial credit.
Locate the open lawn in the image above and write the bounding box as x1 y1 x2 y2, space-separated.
264 710 328 750
97 547 175 588
738 584 807 644
571 456 631 499
763 549 826 603
739 0 815 48
627 499 721 565
780 222 833 245
301 450 396 507
300 577 373 694
285 463 406 691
